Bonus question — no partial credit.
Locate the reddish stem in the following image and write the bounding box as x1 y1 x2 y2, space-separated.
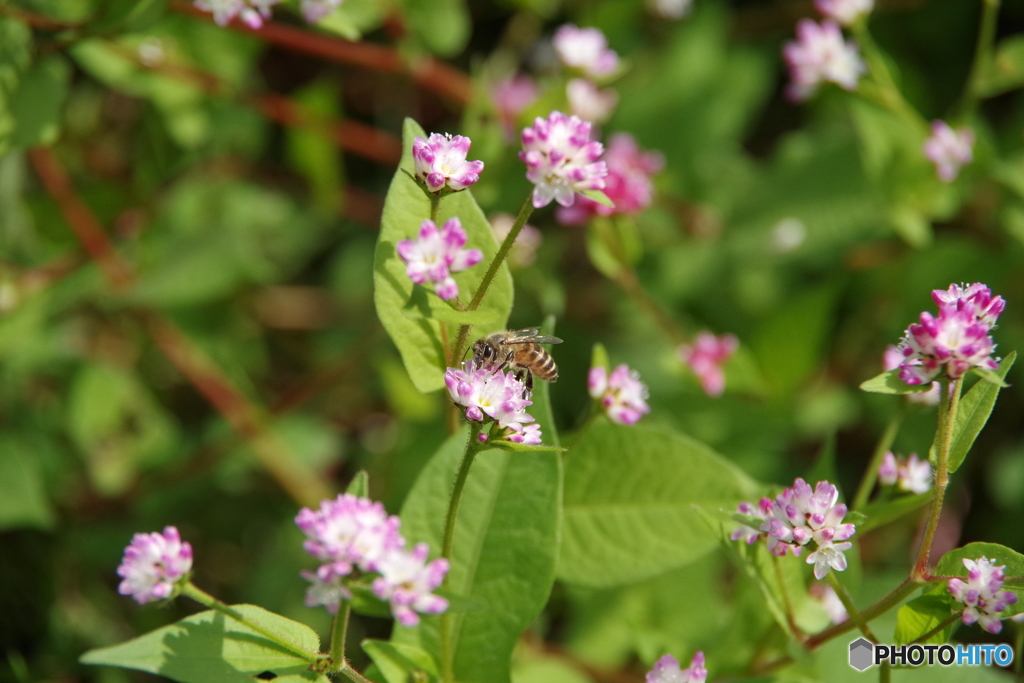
170 1 473 106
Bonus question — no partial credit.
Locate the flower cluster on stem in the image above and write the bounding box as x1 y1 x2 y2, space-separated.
397 218 483 301
557 133 663 225
588 363 650 426
117 526 193 604
445 360 543 444
948 557 1019 634
923 121 974 183
412 134 485 193
520 111 608 208
878 451 932 495
895 282 1004 385
645 652 707 683
552 25 619 78
732 478 857 580
783 19 866 101
678 331 738 397
296 494 449 626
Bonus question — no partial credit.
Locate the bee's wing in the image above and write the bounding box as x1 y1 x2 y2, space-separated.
504 334 563 345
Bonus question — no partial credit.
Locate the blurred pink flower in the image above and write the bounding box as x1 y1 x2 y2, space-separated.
923 121 974 182
566 78 618 124
490 213 542 268
373 544 449 627
646 652 707 683
783 19 865 101
588 364 650 425
492 74 539 137
553 25 619 78
678 332 737 397
815 0 873 26
117 527 193 604
949 557 1019 634
557 133 663 225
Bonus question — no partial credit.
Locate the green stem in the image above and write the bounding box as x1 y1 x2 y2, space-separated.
962 0 1001 118
429 193 441 223
329 601 351 672
852 409 905 511
181 583 321 663
826 572 879 643
911 609 963 644
439 421 486 683
880 662 892 683
449 193 535 367
805 578 920 649
913 378 962 581
1015 619 1024 677
338 663 375 683
850 23 924 129
773 554 803 639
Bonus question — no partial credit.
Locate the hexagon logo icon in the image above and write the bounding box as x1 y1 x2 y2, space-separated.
849 638 874 671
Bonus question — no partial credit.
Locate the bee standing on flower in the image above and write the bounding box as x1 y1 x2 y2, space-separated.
471 329 563 393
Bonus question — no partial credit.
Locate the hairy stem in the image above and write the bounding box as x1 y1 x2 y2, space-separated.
827 572 878 643
329 601 350 672
850 23 924 129
450 193 534 366
805 578 920 649
913 378 962 581
963 0 1001 117
439 422 486 682
182 583 321 663
852 409 904 511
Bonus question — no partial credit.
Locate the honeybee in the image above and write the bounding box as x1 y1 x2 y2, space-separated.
471 329 563 393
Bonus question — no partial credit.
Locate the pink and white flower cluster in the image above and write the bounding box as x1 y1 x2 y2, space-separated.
566 79 618 125
646 652 707 683
194 0 278 28
117 526 193 604
296 494 449 626
895 283 1004 385
883 345 940 405
783 19 865 101
678 332 738 397
878 451 932 495
731 478 857 580
397 218 483 301
553 25 620 78
445 360 543 444
412 133 485 193
948 557 1019 634
815 0 873 26
810 583 849 624
520 111 608 208
557 133 664 225
923 121 975 183
588 364 650 426
195 0 345 27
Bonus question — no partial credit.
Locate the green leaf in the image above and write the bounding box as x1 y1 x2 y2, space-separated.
894 595 956 645
8 54 70 149
942 351 1016 473
361 640 438 683
858 493 929 533
972 365 1010 388
589 342 610 373
936 542 1024 617
0 17 33 155
285 80 345 214
844 510 867 527
859 369 936 395
80 605 327 683
0 437 56 531
976 35 1024 97
580 189 614 208
399 296 498 325
396 0 470 57
392 427 562 683
374 118 513 393
559 420 757 587
346 471 369 497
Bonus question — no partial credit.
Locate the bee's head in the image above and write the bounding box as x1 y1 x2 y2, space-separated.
471 339 493 364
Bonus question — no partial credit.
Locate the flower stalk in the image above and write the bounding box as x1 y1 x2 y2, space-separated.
181 583 322 664
852 408 904 511
913 377 963 580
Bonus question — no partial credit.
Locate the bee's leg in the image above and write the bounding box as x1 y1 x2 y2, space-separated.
524 370 534 394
